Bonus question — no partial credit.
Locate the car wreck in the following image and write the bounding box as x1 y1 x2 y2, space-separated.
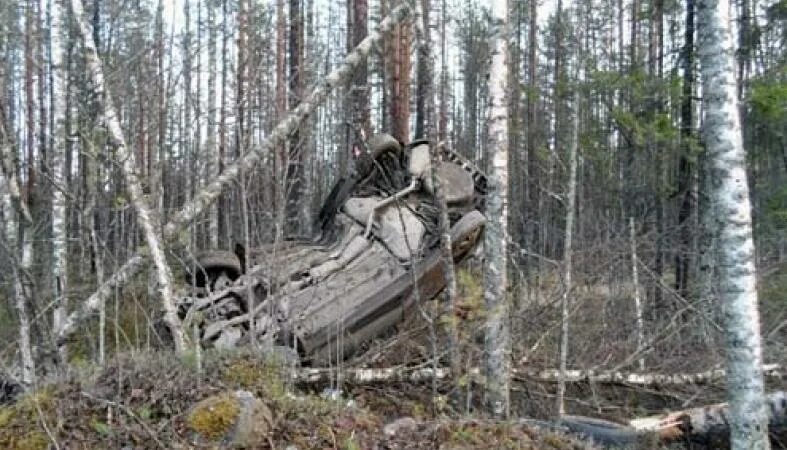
177 134 487 364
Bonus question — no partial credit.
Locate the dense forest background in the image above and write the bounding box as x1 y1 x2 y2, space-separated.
1 0 786 429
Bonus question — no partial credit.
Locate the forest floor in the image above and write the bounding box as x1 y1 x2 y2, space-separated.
0 348 601 449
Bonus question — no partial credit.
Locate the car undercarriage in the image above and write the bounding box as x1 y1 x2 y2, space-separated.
177 134 487 364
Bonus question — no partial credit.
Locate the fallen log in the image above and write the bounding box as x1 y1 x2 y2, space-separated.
629 390 787 442
520 364 783 386
293 364 783 387
295 365 787 446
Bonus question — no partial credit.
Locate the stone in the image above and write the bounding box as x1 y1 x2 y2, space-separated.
187 390 272 448
383 417 418 437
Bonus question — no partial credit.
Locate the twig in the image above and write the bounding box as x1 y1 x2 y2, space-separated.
80 391 167 449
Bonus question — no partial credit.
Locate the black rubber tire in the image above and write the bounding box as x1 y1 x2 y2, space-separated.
367 133 402 160
185 250 242 287
197 250 241 275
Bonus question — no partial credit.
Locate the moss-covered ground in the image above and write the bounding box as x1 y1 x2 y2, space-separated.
0 349 596 449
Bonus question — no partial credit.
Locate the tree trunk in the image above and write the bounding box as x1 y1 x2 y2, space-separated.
415 0 431 138
1 154 35 387
438 0 447 142
219 0 229 245
630 217 645 371
275 0 286 234
525 0 537 269
697 0 771 444
51 0 69 358
207 0 218 248
287 0 305 235
484 0 510 419
675 0 694 300
557 88 579 417
384 0 411 143
349 0 370 136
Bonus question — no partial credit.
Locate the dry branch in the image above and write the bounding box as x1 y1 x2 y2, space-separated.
55 1 416 347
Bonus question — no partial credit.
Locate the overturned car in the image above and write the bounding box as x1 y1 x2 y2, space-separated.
177 135 487 364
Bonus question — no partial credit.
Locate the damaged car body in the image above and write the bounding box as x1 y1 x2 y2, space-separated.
177 134 487 364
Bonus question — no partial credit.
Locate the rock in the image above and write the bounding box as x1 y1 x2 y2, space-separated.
383 417 418 437
0 375 22 405
232 390 273 447
187 390 272 448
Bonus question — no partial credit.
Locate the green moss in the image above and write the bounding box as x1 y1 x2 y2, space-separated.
223 360 266 389
14 432 49 450
0 388 56 450
0 408 12 428
223 359 287 399
187 392 241 441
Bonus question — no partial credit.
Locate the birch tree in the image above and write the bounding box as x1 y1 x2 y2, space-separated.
50 0 69 353
207 0 219 248
0 94 35 384
484 0 510 418
1 153 35 387
697 0 771 445
67 0 187 353
557 87 580 417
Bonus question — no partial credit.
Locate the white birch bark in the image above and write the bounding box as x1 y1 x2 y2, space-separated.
557 88 579 417
50 0 68 351
697 0 770 445
67 0 187 353
483 0 510 418
295 364 784 387
2 178 35 387
207 1 219 249
630 217 645 371
0 144 32 225
56 2 415 348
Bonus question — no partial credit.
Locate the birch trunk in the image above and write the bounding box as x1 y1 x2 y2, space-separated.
0 135 32 224
67 0 187 354
630 217 645 371
557 88 579 417
696 0 770 445
56 2 415 348
415 0 459 392
295 365 785 387
3 179 35 387
207 0 218 249
484 0 510 418
50 0 68 354
1 111 36 386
